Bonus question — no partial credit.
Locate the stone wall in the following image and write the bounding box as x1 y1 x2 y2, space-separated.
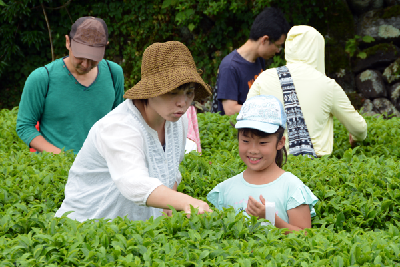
329 1 400 117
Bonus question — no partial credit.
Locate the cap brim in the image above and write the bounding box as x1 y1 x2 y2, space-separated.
71 40 105 62
124 67 211 101
235 120 279 133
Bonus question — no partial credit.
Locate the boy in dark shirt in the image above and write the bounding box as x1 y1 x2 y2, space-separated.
214 7 290 115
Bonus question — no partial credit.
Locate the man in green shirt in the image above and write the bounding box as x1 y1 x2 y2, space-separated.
17 17 124 154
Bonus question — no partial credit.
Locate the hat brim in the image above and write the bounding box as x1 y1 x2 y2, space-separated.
235 120 279 133
124 67 211 101
71 40 105 62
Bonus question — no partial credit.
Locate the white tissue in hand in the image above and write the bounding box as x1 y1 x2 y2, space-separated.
261 202 275 226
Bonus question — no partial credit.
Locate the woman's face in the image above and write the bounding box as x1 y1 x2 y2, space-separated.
148 82 196 122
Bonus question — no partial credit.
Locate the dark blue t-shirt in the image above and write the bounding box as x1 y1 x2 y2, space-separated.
215 50 265 115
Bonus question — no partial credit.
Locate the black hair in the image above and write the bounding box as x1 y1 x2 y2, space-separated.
137 82 195 107
249 7 291 42
138 99 149 106
237 126 287 168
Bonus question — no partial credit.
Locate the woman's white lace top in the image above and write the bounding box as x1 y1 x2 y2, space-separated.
55 99 188 222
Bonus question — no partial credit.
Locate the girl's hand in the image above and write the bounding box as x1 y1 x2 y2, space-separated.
246 195 266 219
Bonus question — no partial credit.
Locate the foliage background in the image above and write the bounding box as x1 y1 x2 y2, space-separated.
0 0 330 109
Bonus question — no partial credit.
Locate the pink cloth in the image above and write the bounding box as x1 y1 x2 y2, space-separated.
186 106 201 153
29 122 40 152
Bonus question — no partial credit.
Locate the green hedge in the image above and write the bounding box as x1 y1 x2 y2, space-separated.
1 108 400 266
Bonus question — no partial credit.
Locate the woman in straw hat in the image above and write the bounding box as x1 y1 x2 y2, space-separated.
55 41 212 222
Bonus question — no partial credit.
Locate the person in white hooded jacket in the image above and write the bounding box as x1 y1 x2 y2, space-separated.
247 25 367 157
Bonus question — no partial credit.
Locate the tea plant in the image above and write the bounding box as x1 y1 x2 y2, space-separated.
1 108 400 265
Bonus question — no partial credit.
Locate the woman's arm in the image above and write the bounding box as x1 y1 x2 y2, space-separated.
96 118 212 215
163 182 177 216
331 82 367 141
147 184 212 214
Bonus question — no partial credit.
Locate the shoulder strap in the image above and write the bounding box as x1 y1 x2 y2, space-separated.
105 59 115 90
211 69 220 113
44 66 50 97
277 66 317 158
44 61 116 94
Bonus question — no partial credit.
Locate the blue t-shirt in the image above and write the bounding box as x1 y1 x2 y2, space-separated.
216 50 265 115
207 172 318 223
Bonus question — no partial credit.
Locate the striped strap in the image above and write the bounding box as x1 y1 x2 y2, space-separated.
277 66 316 158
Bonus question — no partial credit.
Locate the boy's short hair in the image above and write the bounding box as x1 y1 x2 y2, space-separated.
249 7 291 42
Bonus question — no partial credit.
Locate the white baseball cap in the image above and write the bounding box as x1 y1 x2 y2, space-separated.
235 95 287 133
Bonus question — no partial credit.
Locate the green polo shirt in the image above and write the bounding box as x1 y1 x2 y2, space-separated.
16 57 124 154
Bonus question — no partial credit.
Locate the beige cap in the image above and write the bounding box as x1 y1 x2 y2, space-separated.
70 17 108 61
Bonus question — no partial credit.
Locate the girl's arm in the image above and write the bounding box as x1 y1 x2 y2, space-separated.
247 195 311 233
276 204 311 233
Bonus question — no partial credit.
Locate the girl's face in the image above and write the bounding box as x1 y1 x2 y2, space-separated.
238 131 285 173
148 82 195 122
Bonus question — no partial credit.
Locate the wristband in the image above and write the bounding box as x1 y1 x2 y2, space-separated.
261 202 275 226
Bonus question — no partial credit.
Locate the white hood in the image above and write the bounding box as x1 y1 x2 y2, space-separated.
285 25 325 74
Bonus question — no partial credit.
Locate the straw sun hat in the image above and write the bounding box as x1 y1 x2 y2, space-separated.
124 41 211 101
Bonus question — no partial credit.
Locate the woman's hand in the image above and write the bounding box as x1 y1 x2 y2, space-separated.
183 199 213 215
146 185 212 214
162 209 173 217
246 195 266 219
349 133 356 148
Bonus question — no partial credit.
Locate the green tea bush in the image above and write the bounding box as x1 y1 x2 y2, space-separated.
1 108 400 266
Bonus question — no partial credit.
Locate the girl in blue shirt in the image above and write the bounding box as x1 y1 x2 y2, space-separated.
207 95 318 232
